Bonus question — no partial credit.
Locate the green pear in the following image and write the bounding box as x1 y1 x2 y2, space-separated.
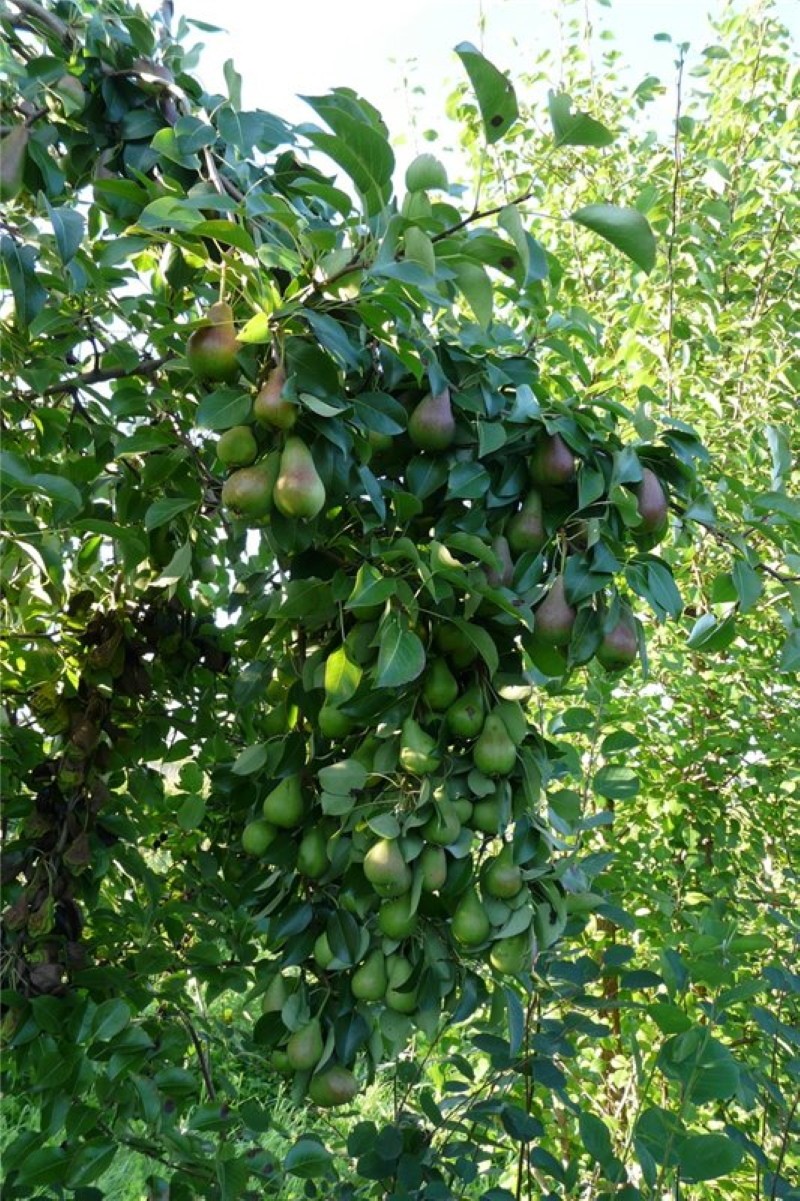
286 1018 323 1071
351 949 387 1001
313 931 334 969
297 827 328 878
473 713 516 777
507 489 546 555
309 1064 359 1107
445 686 484 739
490 932 532 975
405 153 448 192
262 775 305 828
254 364 296 430
187 301 239 381
270 1049 293 1073
483 844 523 899
217 425 258 468
635 467 668 534
363 838 411 897
378 893 418 940
261 972 294 1014
241 819 277 857
221 455 278 520
0 125 28 202
469 798 503 834
419 845 447 892
385 955 417 1013
453 797 474 825
399 717 440 775
451 887 491 947
534 576 576 646
529 432 575 487
318 705 353 738
422 801 461 846
487 536 514 588
273 437 326 520
422 659 459 712
408 388 456 452
435 624 478 668
597 607 638 671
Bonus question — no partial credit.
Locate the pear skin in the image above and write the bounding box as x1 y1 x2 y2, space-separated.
635 467 668 534
408 388 456 452
530 432 575 487
534 576 576 647
187 301 239 381
273 437 326 519
254 365 296 430
473 713 516 776
507 490 547 555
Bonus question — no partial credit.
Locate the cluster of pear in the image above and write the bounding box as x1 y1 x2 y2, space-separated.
186 304 326 522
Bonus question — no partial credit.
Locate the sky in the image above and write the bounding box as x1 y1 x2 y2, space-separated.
159 0 799 156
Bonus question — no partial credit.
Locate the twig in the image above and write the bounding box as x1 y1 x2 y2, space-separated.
8 0 71 43
20 355 169 400
665 46 685 414
178 1010 216 1100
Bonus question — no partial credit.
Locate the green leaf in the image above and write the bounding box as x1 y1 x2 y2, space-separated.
195 388 252 430
284 1136 333 1179
193 220 256 255
676 1134 743 1182
455 42 519 144
593 765 640 801
91 999 131 1041
579 1111 614 1167
548 92 615 147
658 1030 740 1104
345 564 396 614
144 497 197 532
376 620 426 688
447 619 499 674
0 235 47 328
46 200 85 265
138 196 204 232
232 744 268 776
318 759 368 795
176 795 206 830
453 259 493 327
303 92 394 217
571 204 657 273
324 646 362 705
779 629 800 673
731 558 762 613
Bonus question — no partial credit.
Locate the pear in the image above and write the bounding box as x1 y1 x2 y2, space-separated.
451 887 491 948
0 126 28 202
597 608 638 671
534 576 576 646
408 388 456 452
419 845 447 892
351 949 387 1001
254 365 296 430
635 467 668 534
378 893 418 940
217 425 258 468
445 686 484 739
313 931 334 969
435 624 478 668
473 713 516 777
422 801 461 846
490 932 532 975
483 844 523 899
399 717 439 775
363 838 411 897
507 490 547 555
286 1018 323 1071
241 819 277 857
297 827 328 878
221 458 277 520
318 705 353 738
273 437 326 520
384 955 417 1013
422 659 459 712
262 775 305 828
453 797 474 825
309 1064 358 1107
186 301 239 381
469 797 503 834
487 536 514 588
261 972 294 1014
529 432 576 487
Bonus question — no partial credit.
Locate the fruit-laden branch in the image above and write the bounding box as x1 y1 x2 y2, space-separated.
18 355 170 400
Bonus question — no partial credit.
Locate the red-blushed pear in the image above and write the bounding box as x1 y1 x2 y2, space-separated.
308 1064 359 1107
408 388 456 451
217 425 257 468
186 301 239 381
487 536 514 588
597 607 639 671
221 458 277 520
635 467 669 534
273 437 326 519
254 364 296 430
507 489 547 555
534 576 576 646
530 432 576 488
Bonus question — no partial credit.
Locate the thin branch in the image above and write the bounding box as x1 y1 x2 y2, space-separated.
19 355 169 401
8 0 71 43
178 1010 216 1101
665 46 685 414
202 146 245 204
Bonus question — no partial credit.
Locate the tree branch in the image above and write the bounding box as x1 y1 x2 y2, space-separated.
21 355 170 400
8 0 71 43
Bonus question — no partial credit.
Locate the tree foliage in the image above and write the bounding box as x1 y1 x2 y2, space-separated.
0 1 797 1198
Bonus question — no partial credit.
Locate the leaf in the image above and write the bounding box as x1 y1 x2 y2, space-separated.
284 1136 333 1179
302 93 394 217
593 765 640 801
46 200 85 265
658 1031 740 1104
195 388 252 430
455 42 519 144
376 620 426 688
579 1111 614 1167
453 259 493 327
548 92 615 147
448 619 499 674
676 1134 743 1182
324 647 362 706
138 196 204 232
193 220 256 255
318 759 367 795
91 999 131 1041
176 795 206 830
351 391 407 436
232 744 268 776
731 558 762 613
144 497 197 532
0 235 47 328
571 204 657 273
